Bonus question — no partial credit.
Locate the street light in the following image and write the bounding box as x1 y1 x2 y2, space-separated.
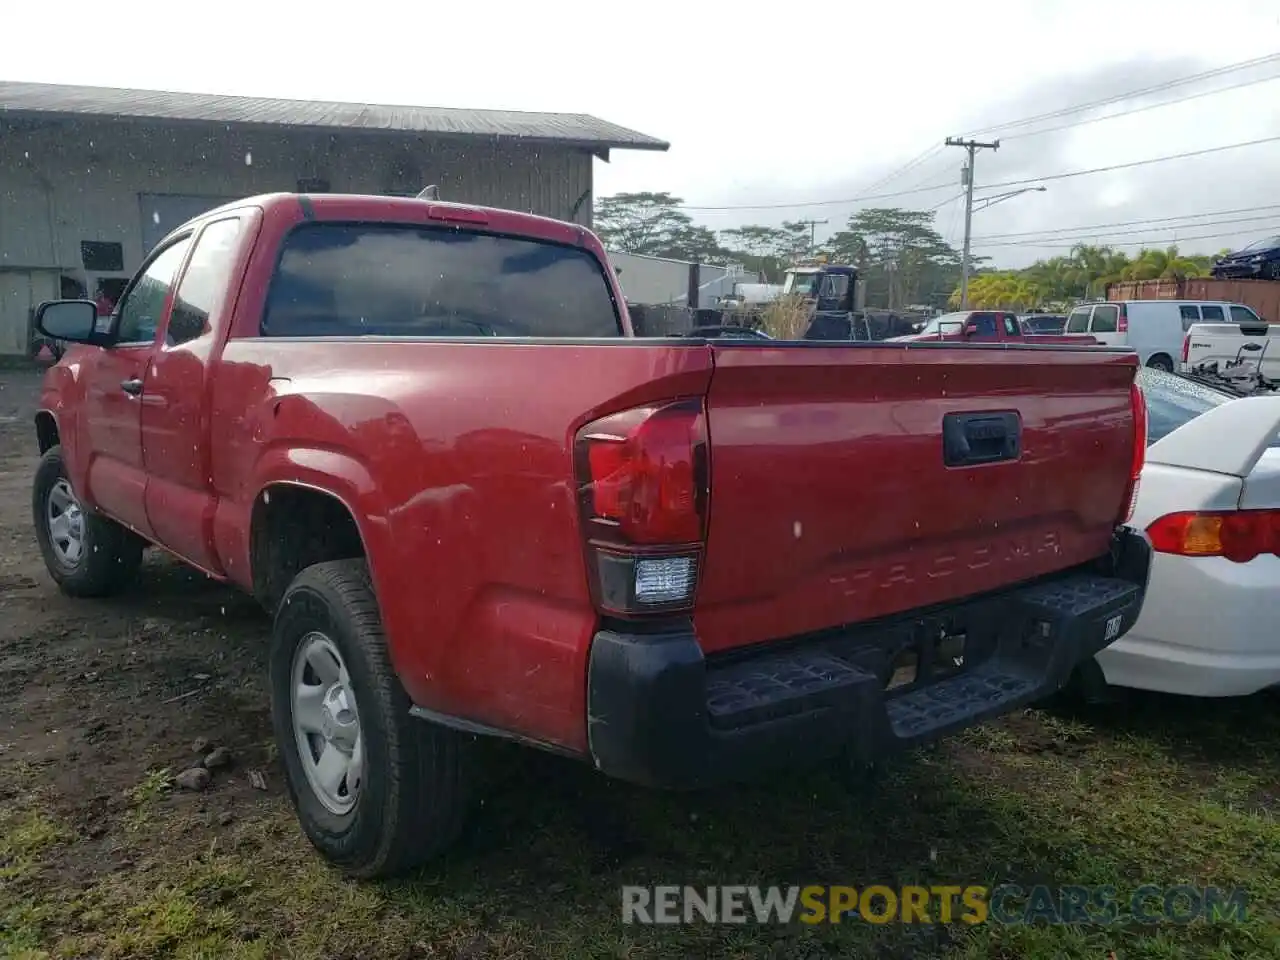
959 185 1047 308
972 185 1047 213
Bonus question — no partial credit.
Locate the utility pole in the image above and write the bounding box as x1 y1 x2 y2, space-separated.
793 218 828 256
945 137 999 308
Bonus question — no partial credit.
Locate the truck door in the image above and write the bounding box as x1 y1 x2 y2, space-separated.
141 215 251 575
79 236 192 538
1088 303 1123 347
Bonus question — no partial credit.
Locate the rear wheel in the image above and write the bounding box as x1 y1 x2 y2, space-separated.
32 446 143 597
270 559 471 878
1146 354 1174 372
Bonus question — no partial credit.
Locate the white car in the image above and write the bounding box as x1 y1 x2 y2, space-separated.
1094 368 1280 697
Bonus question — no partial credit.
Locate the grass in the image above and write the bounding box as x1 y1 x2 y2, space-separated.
758 293 813 339
1 693 1278 959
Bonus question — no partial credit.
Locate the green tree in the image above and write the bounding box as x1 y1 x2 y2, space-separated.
1120 245 1209 281
594 192 730 262
827 208 961 309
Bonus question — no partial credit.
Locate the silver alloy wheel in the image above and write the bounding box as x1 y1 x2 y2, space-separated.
291 631 364 815
46 479 86 568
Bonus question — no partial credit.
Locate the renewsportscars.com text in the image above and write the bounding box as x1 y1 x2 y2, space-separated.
621 884 1248 926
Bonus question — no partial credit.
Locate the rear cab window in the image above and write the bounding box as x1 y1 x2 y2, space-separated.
1066 307 1091 333
261 223 622 338
1090 304 1119 333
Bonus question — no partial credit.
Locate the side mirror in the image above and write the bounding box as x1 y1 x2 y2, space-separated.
35 300 104 344
962 322 980 337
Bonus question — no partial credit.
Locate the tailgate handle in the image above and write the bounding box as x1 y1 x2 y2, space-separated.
942 412 1021 466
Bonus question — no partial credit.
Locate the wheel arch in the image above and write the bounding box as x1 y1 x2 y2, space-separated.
249 480 374 612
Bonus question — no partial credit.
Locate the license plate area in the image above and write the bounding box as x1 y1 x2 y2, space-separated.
883 620 972 693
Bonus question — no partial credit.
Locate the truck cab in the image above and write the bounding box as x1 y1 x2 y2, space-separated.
781 261 858 314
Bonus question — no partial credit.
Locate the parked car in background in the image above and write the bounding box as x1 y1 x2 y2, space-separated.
1066 299 1264 371
1211 235 1280 280
889 310 1094 344
29 191 1154 879
683 324 774 339
1093 369 1280 697
1019 314 1067 334
1182 319 1280 384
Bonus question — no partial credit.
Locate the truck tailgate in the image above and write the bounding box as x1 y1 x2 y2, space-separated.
694 343 1139 654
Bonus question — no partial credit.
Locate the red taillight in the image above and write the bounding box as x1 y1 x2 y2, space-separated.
1147 510 1280 563
1181 333 1190 365
578 400 706 544
1119 381 1147 524
575 399 708 615
1117 303 1128 333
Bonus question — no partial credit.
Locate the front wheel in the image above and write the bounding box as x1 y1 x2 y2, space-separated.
270 559 471 878
32 446 143 596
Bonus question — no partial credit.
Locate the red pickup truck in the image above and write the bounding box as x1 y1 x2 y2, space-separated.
31 192 1151 878
891 310 1098 344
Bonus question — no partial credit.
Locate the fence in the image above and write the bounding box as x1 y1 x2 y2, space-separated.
1104 278 1280 323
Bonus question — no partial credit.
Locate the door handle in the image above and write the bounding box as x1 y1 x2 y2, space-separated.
120 378 144 396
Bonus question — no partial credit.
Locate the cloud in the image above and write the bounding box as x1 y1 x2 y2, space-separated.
618 55 1280 268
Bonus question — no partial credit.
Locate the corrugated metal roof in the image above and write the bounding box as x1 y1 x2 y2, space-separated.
0 80 669 152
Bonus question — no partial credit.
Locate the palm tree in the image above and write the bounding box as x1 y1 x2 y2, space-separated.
1119 245 1204 281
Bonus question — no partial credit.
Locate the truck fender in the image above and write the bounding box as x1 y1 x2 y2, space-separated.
240 446 398 625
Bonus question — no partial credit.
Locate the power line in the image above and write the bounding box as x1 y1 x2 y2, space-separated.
975 135 1280 192
681 179 956 212
928 191 966 212
971 225 1278 252
999 72 1280 141
855 143 947 196
965 52 1280 137
677 56 1280 216
971 211 1280 248
681 134 1280 213
970 203 1280 241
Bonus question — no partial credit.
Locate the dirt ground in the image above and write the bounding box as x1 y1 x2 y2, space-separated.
1 363 1278 960
0 363 280 865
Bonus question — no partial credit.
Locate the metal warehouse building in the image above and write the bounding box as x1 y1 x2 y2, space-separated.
0 80 668 355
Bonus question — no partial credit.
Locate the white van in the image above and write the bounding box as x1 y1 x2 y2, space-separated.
1064 300 1264 371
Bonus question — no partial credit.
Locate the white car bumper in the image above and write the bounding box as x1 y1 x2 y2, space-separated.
1096 552 1280 697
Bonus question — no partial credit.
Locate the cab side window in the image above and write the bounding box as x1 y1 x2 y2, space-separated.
1230 304 1261 323
969 312 998 336
115 238 192 344
166 218 245 346
1066 307 1091 333
1200 305 1225 322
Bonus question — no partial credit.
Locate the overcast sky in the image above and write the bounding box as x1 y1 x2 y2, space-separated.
7 1 1280 267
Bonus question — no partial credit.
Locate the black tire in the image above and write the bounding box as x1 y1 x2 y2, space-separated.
1146 354 1174 372
32 446 143 597
270 559 470 878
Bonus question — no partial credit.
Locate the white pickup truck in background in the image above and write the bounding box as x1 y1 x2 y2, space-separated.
1182 320 1280 391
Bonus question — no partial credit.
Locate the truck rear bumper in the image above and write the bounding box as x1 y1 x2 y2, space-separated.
586 529 1151 789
